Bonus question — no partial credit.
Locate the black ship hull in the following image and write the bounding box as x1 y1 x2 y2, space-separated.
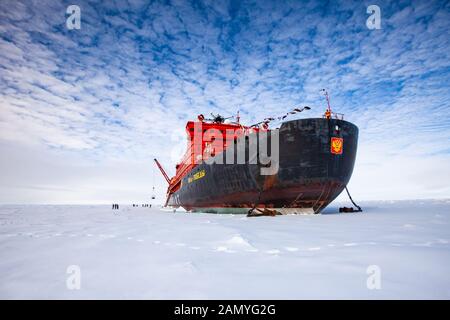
167 118 359 214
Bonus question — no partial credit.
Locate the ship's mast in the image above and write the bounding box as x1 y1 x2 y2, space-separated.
325 90 331 114
320 89 344 120
321 89 332 119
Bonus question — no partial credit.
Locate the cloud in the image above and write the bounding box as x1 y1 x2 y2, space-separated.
0 0 449 203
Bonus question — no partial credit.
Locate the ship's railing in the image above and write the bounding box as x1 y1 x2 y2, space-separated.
171 142 197 190
323 112 344 120
334 112 344 120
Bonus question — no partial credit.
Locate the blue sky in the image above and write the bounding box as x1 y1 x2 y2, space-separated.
0 0 449 203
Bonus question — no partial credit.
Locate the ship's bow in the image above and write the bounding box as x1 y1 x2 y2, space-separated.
255 118 359 213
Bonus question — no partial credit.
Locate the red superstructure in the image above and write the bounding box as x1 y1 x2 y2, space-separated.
155 113 263 204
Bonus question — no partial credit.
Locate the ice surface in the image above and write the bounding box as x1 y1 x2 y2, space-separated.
0 200 449 299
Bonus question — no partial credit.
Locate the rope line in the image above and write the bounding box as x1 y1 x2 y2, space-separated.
345 186 363 212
